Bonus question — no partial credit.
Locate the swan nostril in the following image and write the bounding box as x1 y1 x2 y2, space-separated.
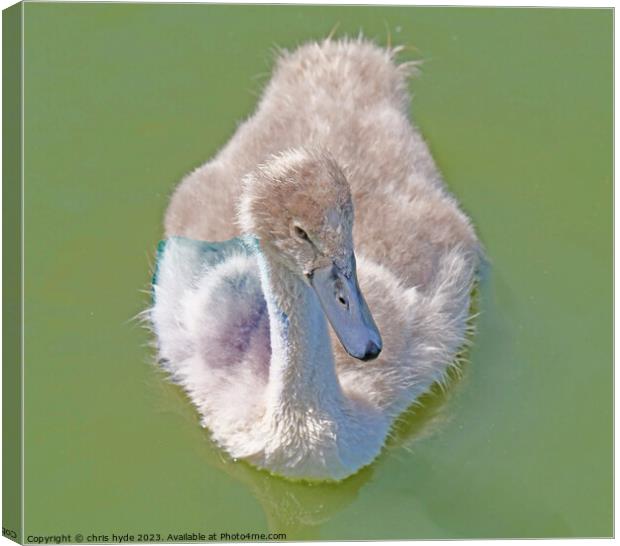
361 340 381 361
338 295 347 306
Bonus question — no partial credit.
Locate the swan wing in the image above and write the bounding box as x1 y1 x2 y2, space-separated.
150 237 271 434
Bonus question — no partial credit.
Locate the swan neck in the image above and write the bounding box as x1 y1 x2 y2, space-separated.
256 248 344 414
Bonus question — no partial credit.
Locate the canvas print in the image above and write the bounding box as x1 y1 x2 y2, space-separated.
3 2 613 542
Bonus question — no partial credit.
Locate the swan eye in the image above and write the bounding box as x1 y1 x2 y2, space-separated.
294 225 309 241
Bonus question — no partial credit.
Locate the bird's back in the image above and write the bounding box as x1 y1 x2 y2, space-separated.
265 40 479 291
165 38 479 291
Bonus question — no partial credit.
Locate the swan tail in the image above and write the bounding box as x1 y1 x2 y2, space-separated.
271 37 420 111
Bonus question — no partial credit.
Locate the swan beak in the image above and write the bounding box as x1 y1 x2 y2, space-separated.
309 256 383 361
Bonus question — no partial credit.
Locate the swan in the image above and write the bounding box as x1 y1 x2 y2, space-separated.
150 37 481 481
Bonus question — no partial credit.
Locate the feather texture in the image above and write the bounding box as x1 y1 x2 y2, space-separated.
150 38 481 481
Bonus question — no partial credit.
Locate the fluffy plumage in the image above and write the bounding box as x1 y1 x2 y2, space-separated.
151 37 481 481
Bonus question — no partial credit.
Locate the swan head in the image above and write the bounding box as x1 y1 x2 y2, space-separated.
238 148 382 361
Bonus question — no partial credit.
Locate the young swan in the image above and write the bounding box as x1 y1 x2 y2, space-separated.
151 38 480 481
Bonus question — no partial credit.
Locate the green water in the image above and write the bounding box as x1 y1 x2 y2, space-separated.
21 4 612 540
